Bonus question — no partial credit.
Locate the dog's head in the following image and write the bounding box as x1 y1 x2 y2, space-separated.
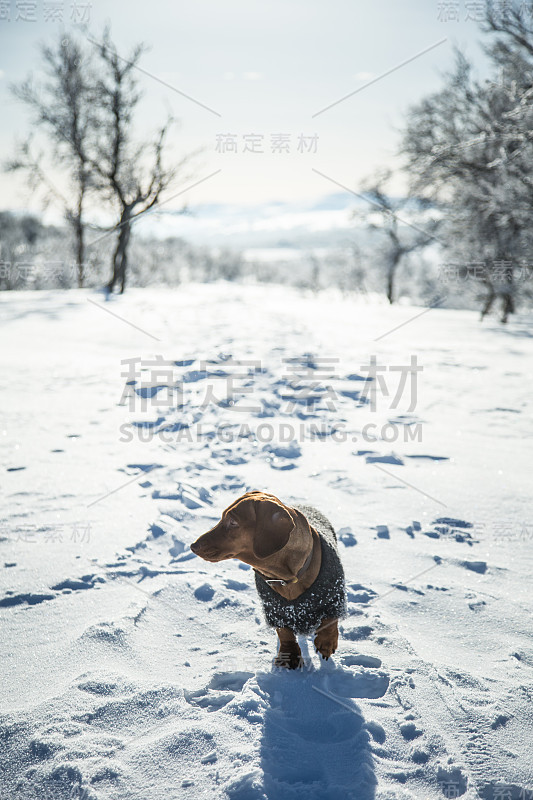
190 491 298 566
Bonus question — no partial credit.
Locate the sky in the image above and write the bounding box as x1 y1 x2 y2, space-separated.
0 0 494 219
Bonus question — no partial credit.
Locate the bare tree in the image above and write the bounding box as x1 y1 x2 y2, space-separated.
6 34 96 287
356 169 440 304
88 28 191 293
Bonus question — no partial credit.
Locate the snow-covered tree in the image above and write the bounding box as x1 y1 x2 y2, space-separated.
402 4 533 322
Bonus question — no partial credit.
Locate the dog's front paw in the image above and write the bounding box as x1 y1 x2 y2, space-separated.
274 647 303 670
313 631 338 660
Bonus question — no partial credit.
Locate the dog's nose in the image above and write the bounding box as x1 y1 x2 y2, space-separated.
190 541 200 554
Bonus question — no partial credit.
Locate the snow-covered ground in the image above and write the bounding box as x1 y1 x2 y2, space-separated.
1 283 532 800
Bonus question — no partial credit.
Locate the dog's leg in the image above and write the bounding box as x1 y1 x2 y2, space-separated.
274 627 303 670
314 617 339 660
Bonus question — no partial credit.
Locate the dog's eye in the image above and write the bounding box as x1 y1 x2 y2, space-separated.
226 516 239 529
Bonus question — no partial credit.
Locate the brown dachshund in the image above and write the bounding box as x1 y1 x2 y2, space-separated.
190 491 346 669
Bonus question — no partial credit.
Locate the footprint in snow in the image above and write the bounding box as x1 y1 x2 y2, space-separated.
210 447 249 466
262 440 301 471
77 675 133 696
366 454 404 466
340 654 383 669
436 766 468 797
338 527 357 547
267 442 302 459
79 621 129 648
391 583 425 597
400 721 423 740
253 667 378 798
210 475 246 492
52 576 105 592
152 483 211 508
125 463 164 473
131 417 165 430
0 591 55 608
341 625 374 642
347 584 378 604
405 454 449 462
194 583 215 602
388 414 424 427
461 560 487 574
184 671 254 712
338 387 364 401
405 517 476 545
270 461 297 471
223 579 250 591
433 517 473 529
478 781 531 800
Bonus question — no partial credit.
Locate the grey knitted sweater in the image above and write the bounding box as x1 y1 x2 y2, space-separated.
254 504 347 635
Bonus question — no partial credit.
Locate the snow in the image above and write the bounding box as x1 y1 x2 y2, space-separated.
1 283 532 800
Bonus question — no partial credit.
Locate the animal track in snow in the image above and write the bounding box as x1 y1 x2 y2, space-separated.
347 584 378 604
340 654 383 669
338 526 357 546
184 671 254 712
0 591 56 608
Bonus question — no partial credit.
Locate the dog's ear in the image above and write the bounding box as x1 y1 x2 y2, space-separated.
252 499 294 559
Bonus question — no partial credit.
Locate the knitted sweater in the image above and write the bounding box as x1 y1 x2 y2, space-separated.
254 504 347 635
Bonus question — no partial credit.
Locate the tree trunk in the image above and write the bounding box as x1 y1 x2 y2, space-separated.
499 262 515 324
120 237 128 294
480 283 495 320
386 270 394 304
387 252 402 304
75 215 84 288
73 182 87 288
500 292 514 324
108 209 131 293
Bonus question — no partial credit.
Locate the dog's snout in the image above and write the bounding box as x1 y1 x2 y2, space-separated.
191 539 211 555
190 534 222 560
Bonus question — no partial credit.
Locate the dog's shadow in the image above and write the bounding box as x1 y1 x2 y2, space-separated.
250 639 381 800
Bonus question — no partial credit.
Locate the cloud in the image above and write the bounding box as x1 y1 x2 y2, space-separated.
243 72 262 81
